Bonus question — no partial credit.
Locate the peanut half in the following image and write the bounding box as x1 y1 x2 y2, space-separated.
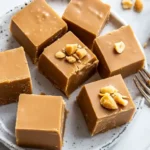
55 51 66 59
100 93 118 110
114 41 125 54
112 93 128 106
65 44 78 55
122 0 133 9
66 56 76 64
76 48 87 59
134 0 143 12
100 85 118 95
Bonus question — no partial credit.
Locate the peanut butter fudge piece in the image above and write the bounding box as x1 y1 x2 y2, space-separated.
0 47 32 105
62 0 110 48
38 31 98 97
77 75 135 136
93 25 145 78
16 94 66 149
10 0 67 63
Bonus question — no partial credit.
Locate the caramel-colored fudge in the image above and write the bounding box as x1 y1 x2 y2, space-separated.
38 31 98 97
62 0 110 48
10 0 67 63
77 75 135 136
0 47 32 105
93 25 145 78
16 94 66 150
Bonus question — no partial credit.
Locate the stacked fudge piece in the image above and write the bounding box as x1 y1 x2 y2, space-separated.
0 0 145 149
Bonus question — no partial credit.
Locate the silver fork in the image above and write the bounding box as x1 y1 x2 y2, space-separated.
133 68 150 104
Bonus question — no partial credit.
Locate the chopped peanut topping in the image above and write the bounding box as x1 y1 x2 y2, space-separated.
66 56 76 64
76 48 87 59
100 85 118 95
62 48 65 53
73 53 80 60
65 44 78 55
99 85 128 109
122 95 129 99
122 0 133 9
112 93 128 106
134 0 143 12
55 43 88 64
55 51 66 59
114 41 125 54
77 44 82 49
100 93 118 110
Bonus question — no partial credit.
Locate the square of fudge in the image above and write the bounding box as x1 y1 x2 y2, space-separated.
62 0 110 48
77 75 135 136
0 47 32 105
10 0 67 63
93 25 145 78
38 31 98 97
16 94 66 149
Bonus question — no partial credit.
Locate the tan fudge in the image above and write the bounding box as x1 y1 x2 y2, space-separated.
0 47 32 105
16 94 66 150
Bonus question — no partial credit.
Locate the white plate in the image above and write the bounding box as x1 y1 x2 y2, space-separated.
0 0 147 150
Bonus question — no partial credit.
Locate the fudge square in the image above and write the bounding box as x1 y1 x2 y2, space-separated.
38 31 98 97
10 0 67 63
77 75 135 136
93 25 145 78
62 0 110 48
0 47 32 105
16 94 66 149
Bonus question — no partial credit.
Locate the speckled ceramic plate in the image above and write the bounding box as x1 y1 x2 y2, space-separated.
0 0 147 150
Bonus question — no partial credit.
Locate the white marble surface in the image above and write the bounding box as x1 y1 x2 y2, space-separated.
0 0 150 150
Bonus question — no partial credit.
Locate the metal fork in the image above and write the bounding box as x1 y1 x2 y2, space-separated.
133 68 150 104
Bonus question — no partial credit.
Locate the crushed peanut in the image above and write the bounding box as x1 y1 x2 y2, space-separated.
73 53 80 60
100 93 118 110
55 43 88 64
78 60 82 63
76 48 87 59
100 85 118 95
122 95 129 99
62 48 65 53
114 41 125 54
134 0 143 12
122 0 133 9
112 93 128 106
66 56 76 64
77 44 82 49
99 85 128 109
55 51 66 59
65 44 78 55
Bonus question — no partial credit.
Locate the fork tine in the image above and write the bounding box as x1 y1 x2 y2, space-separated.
133 78 150 104
142 68 150 86
142 68 150 78
139 70 149 83
135 74 150 95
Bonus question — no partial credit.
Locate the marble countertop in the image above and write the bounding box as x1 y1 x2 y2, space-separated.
0 0 150 150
